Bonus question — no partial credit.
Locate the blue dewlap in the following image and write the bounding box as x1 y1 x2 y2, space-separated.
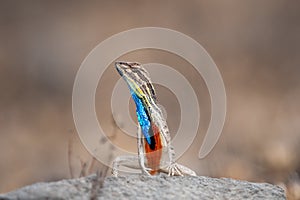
131 91 152 145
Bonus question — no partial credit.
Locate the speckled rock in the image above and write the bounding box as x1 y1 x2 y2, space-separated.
0 174 286 200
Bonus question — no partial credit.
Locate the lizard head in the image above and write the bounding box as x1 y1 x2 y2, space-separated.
115 61 142 76
115 62 142 95
115 61 155 99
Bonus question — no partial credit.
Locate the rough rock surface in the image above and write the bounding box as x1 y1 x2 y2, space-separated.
0 174 286 200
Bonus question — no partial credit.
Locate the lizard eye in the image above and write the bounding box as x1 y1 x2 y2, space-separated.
129 62 141 68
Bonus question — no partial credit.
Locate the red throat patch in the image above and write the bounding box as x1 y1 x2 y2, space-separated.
144 124 163 175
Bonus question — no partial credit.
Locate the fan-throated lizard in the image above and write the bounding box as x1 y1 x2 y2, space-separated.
112 61 196 176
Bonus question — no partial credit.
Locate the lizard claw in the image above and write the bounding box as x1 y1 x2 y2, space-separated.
167 163 183 176
166 163 197 176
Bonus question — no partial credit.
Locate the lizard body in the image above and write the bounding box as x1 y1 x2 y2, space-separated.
112 61 196 176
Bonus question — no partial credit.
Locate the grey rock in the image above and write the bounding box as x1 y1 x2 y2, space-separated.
0 174 286 200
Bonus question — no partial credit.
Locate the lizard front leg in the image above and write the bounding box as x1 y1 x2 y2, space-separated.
111 126 151 177
112 155 140 177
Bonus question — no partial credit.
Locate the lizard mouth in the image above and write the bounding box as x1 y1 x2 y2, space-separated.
115 61 126 76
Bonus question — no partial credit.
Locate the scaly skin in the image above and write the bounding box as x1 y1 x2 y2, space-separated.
112 61 196 177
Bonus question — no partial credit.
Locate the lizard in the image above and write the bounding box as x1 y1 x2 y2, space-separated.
112 61 197 177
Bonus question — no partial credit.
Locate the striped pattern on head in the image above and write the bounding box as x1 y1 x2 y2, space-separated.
115 62 156 103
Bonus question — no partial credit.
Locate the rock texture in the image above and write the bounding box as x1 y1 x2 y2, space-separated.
0 174 286 200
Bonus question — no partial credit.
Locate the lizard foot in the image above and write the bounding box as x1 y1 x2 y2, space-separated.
166 163 197 176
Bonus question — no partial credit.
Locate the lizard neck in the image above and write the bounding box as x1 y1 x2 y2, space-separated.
130 88 170 148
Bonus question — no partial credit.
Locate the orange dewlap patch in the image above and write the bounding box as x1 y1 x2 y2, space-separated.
144 124 163 175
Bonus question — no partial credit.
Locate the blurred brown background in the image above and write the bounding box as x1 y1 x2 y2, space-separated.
1 1 300 198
